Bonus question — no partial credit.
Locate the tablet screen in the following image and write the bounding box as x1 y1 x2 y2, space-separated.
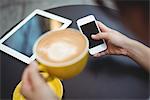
2 14 63 57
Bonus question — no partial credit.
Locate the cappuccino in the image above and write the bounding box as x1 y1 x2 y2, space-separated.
35 28 88 66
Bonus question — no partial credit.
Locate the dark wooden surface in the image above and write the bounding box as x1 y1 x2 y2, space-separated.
1 5 149 100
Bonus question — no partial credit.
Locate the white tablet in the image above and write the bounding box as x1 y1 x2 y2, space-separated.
0 9 72 64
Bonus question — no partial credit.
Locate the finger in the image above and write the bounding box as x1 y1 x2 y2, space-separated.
93 53 100 57
96 21 111 32
91 32 109 40
93 50 108 57
21 66 32 97
28 61 46 90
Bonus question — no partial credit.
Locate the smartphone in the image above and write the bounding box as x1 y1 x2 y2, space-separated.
0 9 72 64
77 15 107 55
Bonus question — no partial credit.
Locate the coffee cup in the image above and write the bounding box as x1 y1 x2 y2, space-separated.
33 28 89 79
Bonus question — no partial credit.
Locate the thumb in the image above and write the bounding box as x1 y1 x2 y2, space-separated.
28 61 46 90
91 32 109 40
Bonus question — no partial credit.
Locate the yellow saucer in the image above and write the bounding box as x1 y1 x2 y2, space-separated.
13 73 63 100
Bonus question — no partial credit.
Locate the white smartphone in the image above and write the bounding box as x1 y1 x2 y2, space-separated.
0 9 72 64
77 15 107 55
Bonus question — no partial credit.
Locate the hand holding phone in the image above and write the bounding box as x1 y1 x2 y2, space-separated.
77 15 107 55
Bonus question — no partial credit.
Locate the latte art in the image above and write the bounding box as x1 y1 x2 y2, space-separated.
35 28 88 65
48 41 77 62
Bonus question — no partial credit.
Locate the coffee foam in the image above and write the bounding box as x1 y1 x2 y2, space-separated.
48 41 77 62
35 28 88 66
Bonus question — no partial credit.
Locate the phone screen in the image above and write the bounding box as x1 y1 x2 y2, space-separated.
2 14 63 57
80 21 104 48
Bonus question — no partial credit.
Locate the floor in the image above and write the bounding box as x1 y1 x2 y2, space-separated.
0 0 97 37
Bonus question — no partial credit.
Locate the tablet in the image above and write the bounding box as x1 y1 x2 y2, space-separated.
0 9 72 64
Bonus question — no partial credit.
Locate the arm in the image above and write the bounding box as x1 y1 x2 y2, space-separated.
92 21 150 71
124 39 150 70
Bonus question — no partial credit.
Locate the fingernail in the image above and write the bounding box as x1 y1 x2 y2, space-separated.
30 61 38 69
31 61 37 65
93 55 97 57
91 35 95 38
93 54 97 57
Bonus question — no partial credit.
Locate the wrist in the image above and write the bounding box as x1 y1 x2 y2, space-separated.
123 38 137 57
123 37 150 70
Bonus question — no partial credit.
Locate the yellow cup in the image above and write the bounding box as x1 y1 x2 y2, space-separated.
13 28 89 100
33 28 89 79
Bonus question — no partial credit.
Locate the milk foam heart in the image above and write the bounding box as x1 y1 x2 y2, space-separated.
48 41 77 62
35 28 87 65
